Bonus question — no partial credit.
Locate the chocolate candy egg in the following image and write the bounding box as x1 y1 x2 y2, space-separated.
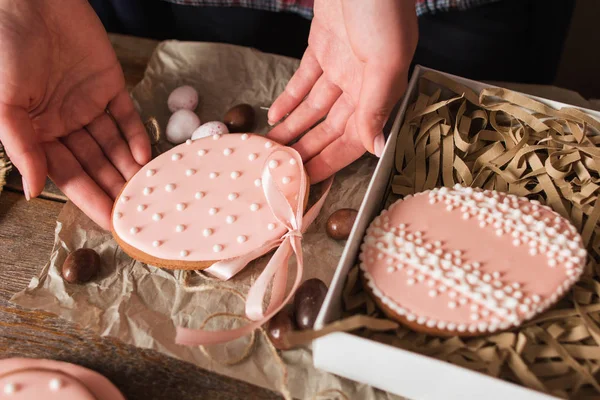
223 104 255 133
294 278 328 330
191 121 229 140
168 85 198 112
267 305 296 350
326 208 358 240
61 248 101 284
166 109 201 144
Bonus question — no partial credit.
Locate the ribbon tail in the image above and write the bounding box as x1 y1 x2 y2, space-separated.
204 238 282 280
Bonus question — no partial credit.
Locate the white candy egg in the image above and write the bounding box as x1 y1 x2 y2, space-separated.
166 109 201 144
191 121 229 140
167 85 199 112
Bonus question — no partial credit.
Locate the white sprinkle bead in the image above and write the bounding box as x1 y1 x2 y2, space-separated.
115 212 123 219
186 169 196 176
212 134 220 140
248 153 258 161
254 179 262 187
290 158 297 165
176 203 186 211
202 228 214 237
185 139 192 145
152 240 161 247
180 250 189 257
4 383 17 394
269 160 279 169
213 244 223 252
137 204 146 212
268 223 276 230
198 149 207 156
209 207 218 215
171 153 182 161
226 215 235 224
209 172 218 179
223 148 233 156
176 224 185 232
165 184 175 192
265 141 273 148
146 169 156 177
231 171 241 179
237 235 247 243
228 193 238 201
241 133 249 140
282 176 291 184
195 191 205 199
250 203 260 211
121 196 129 203
130 227 140 235
152 213 162 221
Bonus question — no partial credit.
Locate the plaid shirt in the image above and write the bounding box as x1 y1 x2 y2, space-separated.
162 0 501 19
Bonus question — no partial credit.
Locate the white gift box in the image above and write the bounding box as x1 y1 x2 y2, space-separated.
312 66 600 400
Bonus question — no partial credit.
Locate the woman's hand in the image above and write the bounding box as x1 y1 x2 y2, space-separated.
0 0 151 229
268 0 418 182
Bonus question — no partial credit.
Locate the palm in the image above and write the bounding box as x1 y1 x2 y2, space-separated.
0 0 150 229
268 0 418 183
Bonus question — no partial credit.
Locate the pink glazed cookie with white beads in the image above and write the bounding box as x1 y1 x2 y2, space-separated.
359 185 586 336
0 358 125 400
111 133 307 270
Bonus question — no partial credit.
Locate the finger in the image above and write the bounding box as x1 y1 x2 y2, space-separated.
355 62 408 156
292 93 354 161
62 129 126 199
108 89 151 166
0 105 47 199
86 113 142 180
268 76 342 144
43 140 113 230
268 49 323 125
305 114 366 183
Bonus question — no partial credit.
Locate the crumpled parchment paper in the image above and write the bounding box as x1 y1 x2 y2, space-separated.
10 40 398 400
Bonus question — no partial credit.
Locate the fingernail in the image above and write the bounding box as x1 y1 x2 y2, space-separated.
268 119 276 126
374 133 386 158
22 177 31 201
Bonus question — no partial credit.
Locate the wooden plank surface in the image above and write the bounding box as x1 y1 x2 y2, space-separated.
0 34 280 399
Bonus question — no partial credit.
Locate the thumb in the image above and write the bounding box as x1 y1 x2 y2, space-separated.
0 105 47 199
355 62 408 157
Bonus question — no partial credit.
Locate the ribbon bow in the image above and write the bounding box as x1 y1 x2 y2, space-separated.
176 148 333 346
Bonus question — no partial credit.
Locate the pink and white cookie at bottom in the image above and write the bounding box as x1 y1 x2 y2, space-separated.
359 185 586 336
0 358 125 399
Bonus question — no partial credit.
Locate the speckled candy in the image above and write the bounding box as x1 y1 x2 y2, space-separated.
166 109 201 144
191 121 229 140
167 85 198 112
360 185 587 335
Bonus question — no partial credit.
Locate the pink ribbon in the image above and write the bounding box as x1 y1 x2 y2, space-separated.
175 148 333 346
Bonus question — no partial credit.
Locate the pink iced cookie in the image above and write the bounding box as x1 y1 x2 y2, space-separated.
359 185 586 336
0 358 124 399
111 133 305 270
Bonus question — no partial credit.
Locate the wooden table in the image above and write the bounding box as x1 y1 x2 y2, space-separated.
0 34 279 400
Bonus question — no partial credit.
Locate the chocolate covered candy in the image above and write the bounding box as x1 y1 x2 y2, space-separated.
326 208 358 240
223 104 255 133
61 249 100 284
294 278 328 330
267 305 296 350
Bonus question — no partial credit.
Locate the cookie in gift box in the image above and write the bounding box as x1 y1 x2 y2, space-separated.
359 185 586 336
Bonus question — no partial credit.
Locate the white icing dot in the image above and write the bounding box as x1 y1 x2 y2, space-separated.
143 187 152 195
152 240 161 247
226 215 236 224
195 191 205 199
185 139 192 145
250 203 260 211
130 227 140 235
121 196 129 203
115 212 123 219
213 244 223 252
146 169 156 177
282 176 291 184
224 148 233 156
268 223 276 230
448 301 457 309
241 133 249 140
165 183 175 192
4 383 17 394
198 149 207 156
209 172 218 179
180 250 189 257
172 153 182 161
254 178 262 187
237 235 247 244
212 134 221 140
269 160 279 169
265 141 273 148
231 171 241 179
176 203 186 211
428 290 438 297
137 204 146 212
249 153 258 161
407 278 416 285
176 224 185 232
209 207 218 215
152 213 162 221
228 193 238 201
290 158 297 165
186 169 196 176
548 259 557 268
